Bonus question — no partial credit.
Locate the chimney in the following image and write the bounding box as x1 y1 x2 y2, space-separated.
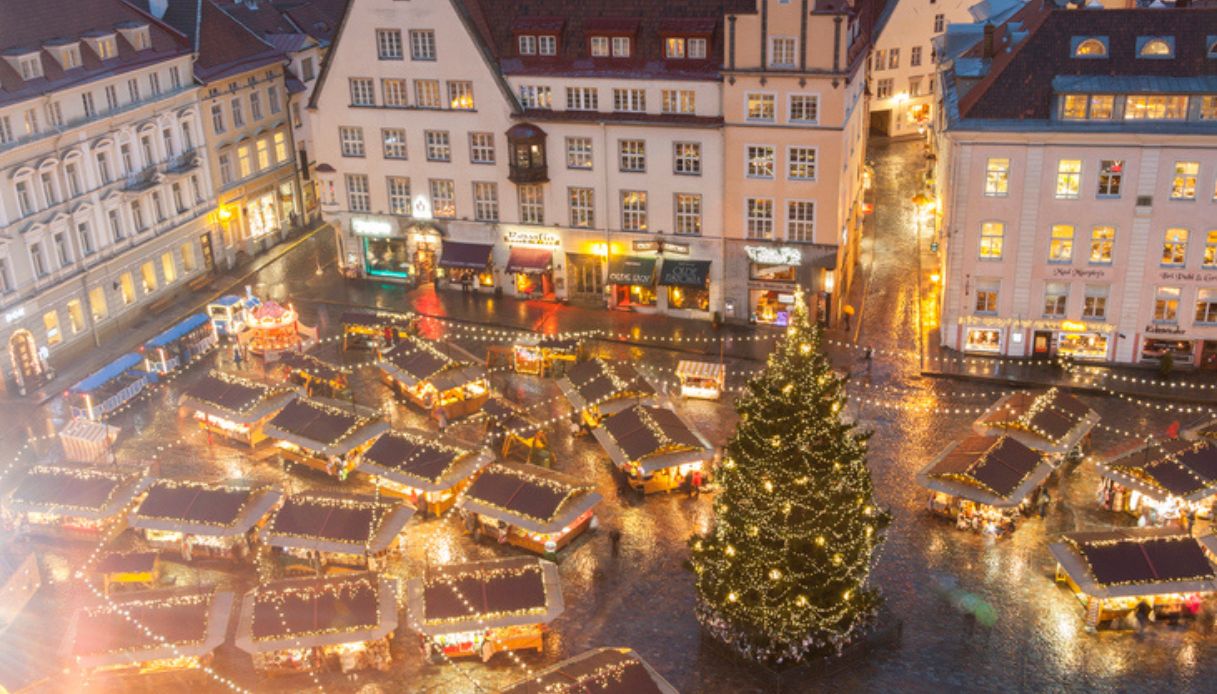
982 23 996 59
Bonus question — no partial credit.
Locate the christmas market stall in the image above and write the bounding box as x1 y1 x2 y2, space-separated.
510 336 585 377
128 480 283 562
236 300 318 358
94 551 160 594
377 338 489 419
500 647 679 694
1049 527 1217 630
234 572 397 674
405 556 563 662
278 351 349 399
66 586 234 677
57 417 120 464
975 388 1099 457
356 429 493 517
675 360 727 401
68 352 155 420
261 493 414 573
179 370 299 446
142 313 217 374
456 463 602 554
916 435 1053 534
262 397 388 478
340 310 416 351
5 465 151 540
1096 438 1217 525
480 397 548 463
593 404 713 494
558 358 660 429
207 292 261 337
0 550 41 634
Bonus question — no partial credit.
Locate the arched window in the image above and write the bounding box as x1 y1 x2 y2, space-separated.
1140 38 1172 57
1074 38 1106 57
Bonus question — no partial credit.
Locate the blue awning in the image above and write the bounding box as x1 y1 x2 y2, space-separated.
71 353 144 394
145 313 210 349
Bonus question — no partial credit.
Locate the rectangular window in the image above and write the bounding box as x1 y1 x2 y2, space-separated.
128 78 140 103
29 243 47 277
591 36 609 57
414 79 441 108
790 94 819 123
666 37 687 58
888 47 900 69
382 79 407 107
139 261 157 294
538 36 556 55
53 232 71 266
268 85 281 114
425 131 450 161
566 137 593 169
118 273 136 304
105 85 118 111
566 87 598 111
1124 95 1188 120
770 37 797 68
746 93 775 121
1048 225 1074 264
249 92 263 121
569 187 594 228
934 14 945 32
1097 160 1123 197
161 251 177 284
689 38 707 59
256 139 270 170
519 184 544 224
218 152 233 185
350 78 375 106
746 198 774 239
339 126 365 157
382 128 407 159
346 174 370 212
619 140 646 172
1171 161 1199 200
170 66 181 89
81 93 96 119
39 172 56 206
1090 226 1115 264
746 145 775 178
612 88 646 113
273 132 287 163
1201 96 1217 120
673 142 701 175
472 182 498 221
1083 284 1108 320
181 242 196 273
231 98 244 127
1043 282 1068 318
377 29 403 59
1162 228 1189 266
108 209 123 241
89 285 108 320
387 176 411 215
77 222 94 256
911 46 922 67
131 199 146 230
1196 289 1217 324
661 89 695 114
1154 286 1181 323
151 191 165 222
65 163 81 198
1204 230 1217 268
210 103 225 133
430 179 455 218
15 181 33 217
874 49 885 71
1062 95 1088 120
518 35 536 55
67 299 85 335
469 132 495 163
518 85 552 109
788 146 817 180
984 159 1011 196
0 259 12 293
45 101 62 127
1089 95 1115 119
301 57 315 81
447 81 474 110
1055 159 1081 199
979 222 1004 259
43 311 61 346
621 191 648 232
876 79 893 99
612 36 630 57
410 30 436 60
787 201 815 242
674 193 702 235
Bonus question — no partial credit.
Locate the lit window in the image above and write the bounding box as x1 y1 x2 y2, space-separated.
975 280 999 314
673 142 701 175
1048 225 1074 264
621 191 648 231
666 38 685 59
612 88 645 113
1139 38 1173 58
387 177 410 215
339 126 365 157
1055 159 1081 200
1204 231 1217 268
469 132 495 164
1171 161 1199 200
519 184 544 224
787 201 815 242
746 93 775 121
415 80 441 109
1042 282 1068 318
1196 289 1217 324
1090 226 1115 264
984 158 1009 197
1097 160 1122 197
1083 285 1108 320
382 128 407 159
979 222 1004 259
425 131 450 162
788 147 817 180
518 85 553 109
661 89 695 114
569 188 594 228
619 139 646 172
746 145 775 178
745 198 773 239
1154 286 1181 323
1073 38 1107 57
675 193 702 235
1162 228 1189 266
448 81 474 110
430 179 455 217
790 94 819 123
566 137 593 169
1124 95 1188 120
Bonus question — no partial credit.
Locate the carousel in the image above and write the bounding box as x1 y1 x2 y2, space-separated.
237 300 318 358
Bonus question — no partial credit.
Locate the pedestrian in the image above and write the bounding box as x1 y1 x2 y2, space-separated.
609 528 622 557
1187 507 1197 535
232 345 243 369
435 406 448 432
843 304 855 330
1135 600 1152 632
384 325 394 348
1038 489 1051 519
690 469 703 498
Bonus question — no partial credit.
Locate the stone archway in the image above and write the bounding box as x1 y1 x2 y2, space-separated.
8 329 44 395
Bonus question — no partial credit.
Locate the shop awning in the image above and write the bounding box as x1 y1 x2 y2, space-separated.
439 242 494 269
506 248 553 273
607 256 656 285
658 259 710 287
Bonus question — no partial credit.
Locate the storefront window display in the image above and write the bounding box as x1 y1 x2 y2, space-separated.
607 256 657 308
1057 332 1109 360
668 286 708 311
659 259 711 312
964 328 1002 354
749 262 798 283
248 191 279 238
1142 339 1194 364
750 290 794 325
278 181 297 226
364 238 411 279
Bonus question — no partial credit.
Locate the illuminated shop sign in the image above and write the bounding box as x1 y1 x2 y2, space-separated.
505 229 561 247
351 217 395 237
745 245 803 266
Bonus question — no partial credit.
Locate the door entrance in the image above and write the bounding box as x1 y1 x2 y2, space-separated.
8 329 45 394
1032 331 1053 357
199 232 215 271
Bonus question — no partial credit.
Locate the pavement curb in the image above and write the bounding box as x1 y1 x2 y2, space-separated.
920 369 1217 405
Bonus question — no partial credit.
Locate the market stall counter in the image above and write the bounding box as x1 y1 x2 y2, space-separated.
68 353 154 421
456 463 602 555
557 358 660 429
262 397 388 478
356 429 493 517
405 556 563 662
5 465 151 540
179 370 299 447
235 572 398 674
261 493 414 572
94 552 160 594
593 404 713 495
975 388 1099 457
377 338 490 420
510 336 585 377
128 480 282 562
675 360 726 401
500 647 679 694
1097 438 1217 525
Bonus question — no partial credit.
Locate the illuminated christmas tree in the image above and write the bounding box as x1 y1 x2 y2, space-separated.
690 288 889 664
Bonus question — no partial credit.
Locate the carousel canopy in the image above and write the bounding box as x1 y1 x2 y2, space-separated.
262 493 414 555
406 556 563 636
262 397 388 457
358 429 492 493
975 388 1098 454
278 351 347 383
917 435 1053 508
1100 438 1217 504
7 465 151 520
1050 527 1217 599
457 463 602 535
378 338 454 386
235 572 398 652
67 586 233 669
501 647 679 694
179 370 298 424
594 404 711 475
129 480 282 537
249 300 293 324
558 359 658 414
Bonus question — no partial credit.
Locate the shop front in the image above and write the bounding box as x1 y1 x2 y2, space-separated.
1030 321 1113 361
7 327 51 395
963 326 1004 355
566 252 604 304
350 217 443 283
607 256 657 310
745 246 802 326
1141 334 1196 366
247 188 280 239
437 241 494 290
506 248 555 299
278 180 297 228
659 259 711 313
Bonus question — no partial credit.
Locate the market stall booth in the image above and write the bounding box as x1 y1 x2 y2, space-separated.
480 397 548 463
675 360 726 401
128 480 282 562
58 417 120 464
510 336 584 377
356 429 493 517
262 398 388 478
5 465 151 540
278 351 349 399
207 293 261 338
340 310 416 351
975 388 1099 457
1097 438 1217 525
236 300 318 358
261 493 414 573
179 370 299 446
68 353 154 421
558 358 660 429
143 313 217 374
456 463 602 554
594 404 713 495
95 552 160 594
235 572 397 674
66 586 233 677
0 550 41 633
917 435 1054 535
500 647 679 694
405 556 563 662
377 338 489 419
1050 527 1217 630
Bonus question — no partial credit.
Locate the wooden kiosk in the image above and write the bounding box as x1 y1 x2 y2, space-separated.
278 351 349 399
340 310 415 351
593 404 713 494
501 647 680 694
94 552 161 595
1097 438 1217 524
480 397 548 463
5 465 151 540
235 572 397 674
356 429 493 517
377 338 490 420
128 480 282 562
510 336 584 377
262 398 388 478
405 556 563 662
675 360 726 401
975 388 1099 457
1050 527 1217 630
179 370 299 446
261 493 414 573
456 463 602 554
558 358 660 428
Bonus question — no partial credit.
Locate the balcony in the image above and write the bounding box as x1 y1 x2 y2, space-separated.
124 165 160 192
165 149 200 174
506 123 548 185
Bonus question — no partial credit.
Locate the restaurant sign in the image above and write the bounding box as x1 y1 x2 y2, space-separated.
352 217 395 237
745 245 803 266
1144 324 1187 335
505 229 561 247
633 239 691 255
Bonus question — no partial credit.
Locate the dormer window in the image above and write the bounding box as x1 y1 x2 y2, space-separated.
117 23 151 52
612 37 630 57
86 35 118 60
666 38 685 59
591 36 609 57
538 35 557 56
519 35 536 55
1138 37 1174 59
1072 37 1107 58
665 36 709 60
18 54 43 80
46 40 82 71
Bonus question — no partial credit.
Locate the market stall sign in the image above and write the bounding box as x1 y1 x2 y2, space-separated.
745 245 802 266
352 217 395 237
505 229 561 247
607 256 657 285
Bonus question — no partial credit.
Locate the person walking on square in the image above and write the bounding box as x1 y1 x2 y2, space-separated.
1038 489 1051 519
232 344 243 370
